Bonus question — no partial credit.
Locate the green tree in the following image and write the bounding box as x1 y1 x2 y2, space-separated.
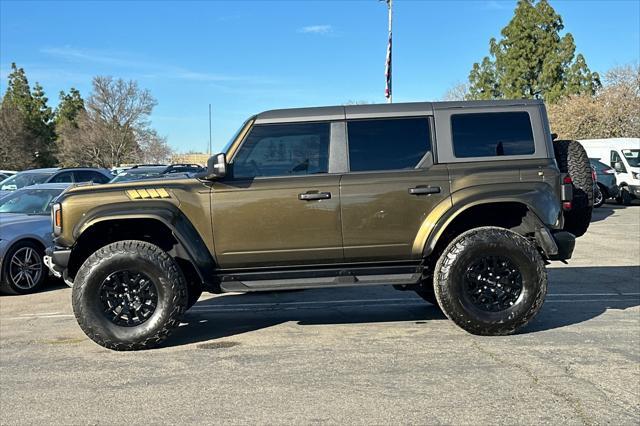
54 88 85 128
0 63 56 168
468 0 600 103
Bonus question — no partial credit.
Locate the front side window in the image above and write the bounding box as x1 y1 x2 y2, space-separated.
232 122 330 178
347 117 431 172
622 149 640 167
451 112 535 158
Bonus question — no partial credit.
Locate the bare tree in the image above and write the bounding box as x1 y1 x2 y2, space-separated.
442 82 470 101
57 76 158 167
138 129 173 164
547 64 640 139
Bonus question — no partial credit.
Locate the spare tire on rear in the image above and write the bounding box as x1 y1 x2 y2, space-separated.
553 139 593 237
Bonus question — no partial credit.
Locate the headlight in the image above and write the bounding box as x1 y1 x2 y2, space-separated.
52 203 62 235
632 172 639 180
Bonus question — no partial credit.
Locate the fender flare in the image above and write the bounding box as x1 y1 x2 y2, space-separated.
414 183 561 257
73 201 216 286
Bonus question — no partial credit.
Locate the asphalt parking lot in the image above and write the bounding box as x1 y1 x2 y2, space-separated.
1 203 639 425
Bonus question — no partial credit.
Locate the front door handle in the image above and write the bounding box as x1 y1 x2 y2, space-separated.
299 191 331 201
408 186 441 195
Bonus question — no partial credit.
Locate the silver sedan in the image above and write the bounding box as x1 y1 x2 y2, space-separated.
0 183 70 294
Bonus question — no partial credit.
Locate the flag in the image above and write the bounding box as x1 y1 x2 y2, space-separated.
385 31 392 99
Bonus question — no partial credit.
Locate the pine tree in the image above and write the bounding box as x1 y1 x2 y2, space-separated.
55 88 85 128
468 0 600 103
0 63 57 167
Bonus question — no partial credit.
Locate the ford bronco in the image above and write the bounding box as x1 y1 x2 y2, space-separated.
45 100 593 350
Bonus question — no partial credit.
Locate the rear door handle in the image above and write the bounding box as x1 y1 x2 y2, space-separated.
298 191 331 201
408 186 441 195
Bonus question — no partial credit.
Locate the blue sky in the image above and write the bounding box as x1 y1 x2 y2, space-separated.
1 0 639 153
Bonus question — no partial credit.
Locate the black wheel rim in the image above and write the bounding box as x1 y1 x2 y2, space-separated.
99 271 158 327
463 256 523 312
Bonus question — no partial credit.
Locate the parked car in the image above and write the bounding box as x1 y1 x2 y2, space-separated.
47 99 590 351
589 158 618 207
109 164 204 183
580 138 640 205
0 168 112 199
0 170 17 181
0 183 71 294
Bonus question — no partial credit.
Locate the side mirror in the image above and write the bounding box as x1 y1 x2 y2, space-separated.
614 162 625 173
205 153 227 180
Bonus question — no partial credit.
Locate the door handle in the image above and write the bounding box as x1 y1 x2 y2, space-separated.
298 191 331 201
408 186 441 195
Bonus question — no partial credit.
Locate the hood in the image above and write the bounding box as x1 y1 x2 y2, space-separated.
0 213 50 228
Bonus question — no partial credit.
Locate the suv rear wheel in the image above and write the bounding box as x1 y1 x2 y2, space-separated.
434 227 547 336
72 240 187 351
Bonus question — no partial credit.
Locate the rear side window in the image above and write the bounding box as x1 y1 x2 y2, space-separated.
451 112 534 158
347 117 431 172
75 171 110 184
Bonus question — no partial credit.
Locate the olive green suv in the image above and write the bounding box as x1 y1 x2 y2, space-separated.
45 100 593 351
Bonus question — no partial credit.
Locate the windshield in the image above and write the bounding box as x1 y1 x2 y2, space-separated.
622 149 640 167
221 117 254 155
0 172 53 191
0 188 64 215
110 169 164 183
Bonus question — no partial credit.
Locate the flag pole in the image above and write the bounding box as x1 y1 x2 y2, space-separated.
208 104 212 156
385 0 393 103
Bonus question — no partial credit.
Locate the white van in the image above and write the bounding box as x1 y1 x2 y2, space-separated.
579 138 640 204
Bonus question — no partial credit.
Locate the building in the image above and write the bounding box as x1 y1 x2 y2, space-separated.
170 153 209 166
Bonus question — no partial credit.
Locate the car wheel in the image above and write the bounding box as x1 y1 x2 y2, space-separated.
553 139 593 237
72 240 188 351
0 241 46 295
616 186 632 206
434 227 547 336
593 184 604 208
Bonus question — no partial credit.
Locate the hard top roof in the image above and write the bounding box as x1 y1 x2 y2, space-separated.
254 99 544 124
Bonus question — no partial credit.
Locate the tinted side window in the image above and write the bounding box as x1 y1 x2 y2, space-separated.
451 112 534 158
233 122 330 178
75 171 110 184
347 117 431 172
49 171 73 183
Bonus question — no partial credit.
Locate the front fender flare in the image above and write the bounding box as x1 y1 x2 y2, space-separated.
73 201 216 285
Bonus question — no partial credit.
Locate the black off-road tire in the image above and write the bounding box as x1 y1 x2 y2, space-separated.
72 240 188 351
553 139 593 237
434 227 547 336
0 241 47 295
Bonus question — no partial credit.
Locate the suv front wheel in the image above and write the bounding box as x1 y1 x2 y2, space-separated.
434 227 547 336
72 240 188 350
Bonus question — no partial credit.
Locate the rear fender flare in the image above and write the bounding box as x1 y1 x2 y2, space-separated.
414 183 561 257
